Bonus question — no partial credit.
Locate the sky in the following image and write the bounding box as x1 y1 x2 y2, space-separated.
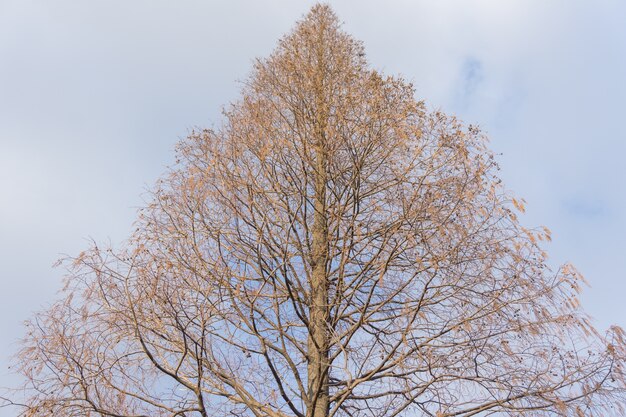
1 0 625 413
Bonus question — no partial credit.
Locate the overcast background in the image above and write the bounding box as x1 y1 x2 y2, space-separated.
1 1 625 413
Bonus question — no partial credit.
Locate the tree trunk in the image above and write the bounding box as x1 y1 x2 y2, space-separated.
307 20 330 417
307 143 329 417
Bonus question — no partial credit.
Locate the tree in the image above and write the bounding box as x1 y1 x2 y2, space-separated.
4 4 625 417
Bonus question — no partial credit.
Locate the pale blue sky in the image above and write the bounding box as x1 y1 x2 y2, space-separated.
1 1 625 412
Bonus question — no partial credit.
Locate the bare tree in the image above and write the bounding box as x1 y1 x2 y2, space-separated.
4 5 625 417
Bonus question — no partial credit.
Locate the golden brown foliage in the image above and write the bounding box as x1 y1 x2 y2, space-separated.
5 5 625 417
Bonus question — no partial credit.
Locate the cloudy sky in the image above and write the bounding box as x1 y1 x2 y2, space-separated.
1 0 625 411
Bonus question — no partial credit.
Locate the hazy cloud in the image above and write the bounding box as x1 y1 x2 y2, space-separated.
456 57 484 109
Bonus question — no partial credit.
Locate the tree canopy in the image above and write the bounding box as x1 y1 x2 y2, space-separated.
5 4 625 417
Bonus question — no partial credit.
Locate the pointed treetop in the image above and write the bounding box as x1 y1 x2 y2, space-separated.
252 3 368 99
